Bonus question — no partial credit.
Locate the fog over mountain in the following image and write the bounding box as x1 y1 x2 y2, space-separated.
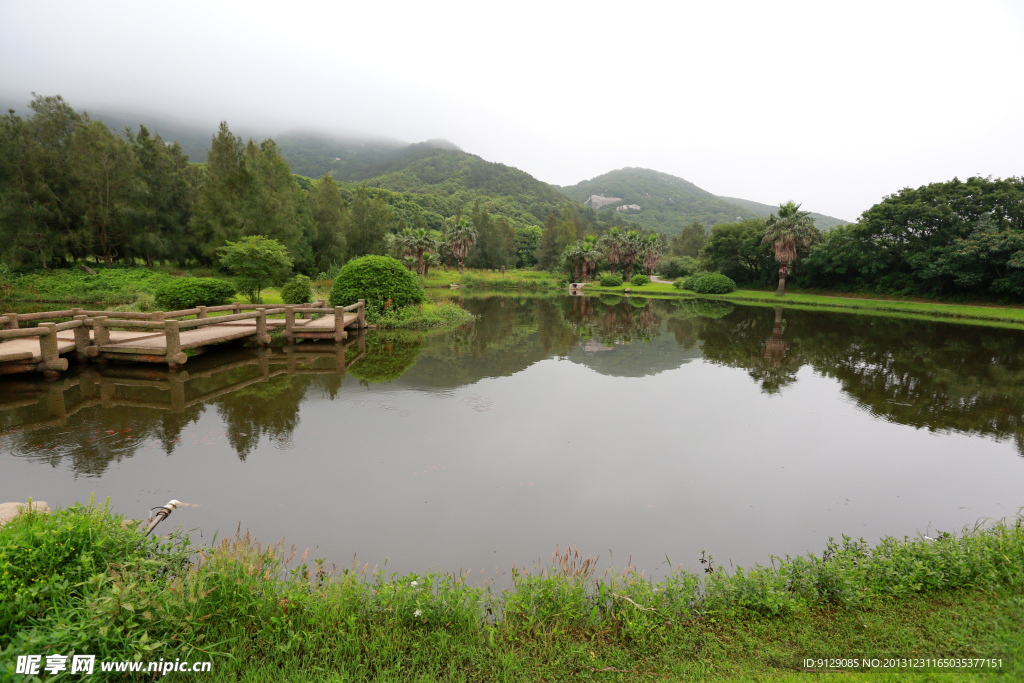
3 0 1022 221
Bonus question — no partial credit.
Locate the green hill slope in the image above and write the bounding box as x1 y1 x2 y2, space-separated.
560 167 851 234
717 196 850 230
558 168 760 235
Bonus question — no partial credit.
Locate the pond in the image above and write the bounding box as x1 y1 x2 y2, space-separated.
2 295 1023 582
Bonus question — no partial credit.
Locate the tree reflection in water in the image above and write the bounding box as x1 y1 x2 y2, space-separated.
3 297 1023 473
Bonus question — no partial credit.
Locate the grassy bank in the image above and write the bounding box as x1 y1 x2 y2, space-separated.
584 281 1024 327
373 301 476 329
2 268 175 308
2 502 1021 681
423 268 560 292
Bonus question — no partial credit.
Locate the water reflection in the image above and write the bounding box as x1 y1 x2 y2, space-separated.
3 297 1024 472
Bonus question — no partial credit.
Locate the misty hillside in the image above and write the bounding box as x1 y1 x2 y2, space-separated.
558 168 762 235
560 168 850 233
717 196 850 230
275 133 463 181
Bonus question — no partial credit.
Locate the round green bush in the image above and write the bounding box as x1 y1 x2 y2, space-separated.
329 255 424 316
682 273 736 294
280 274 313 305
672 277 686 289
600 273 623 287
154 277 237 310
630 273 650 286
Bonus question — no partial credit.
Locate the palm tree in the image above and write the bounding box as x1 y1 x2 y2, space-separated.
761 202 819 295
621 230 642 281
598 228 624 277
444 217 477 275
393 228 416 268
422 252 440 277
409 228 437 276
640 234 664 277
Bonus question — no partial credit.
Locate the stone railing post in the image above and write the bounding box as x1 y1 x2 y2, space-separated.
256 309 269 346
334 306 346 342
165 320 186 368
232 303 241 315
92 316 110 346
197 306 208 319
283 305 295 342
73 315 90 361
358 299 366 328
4 312 18 330
37 323 67 378
152 311 165 322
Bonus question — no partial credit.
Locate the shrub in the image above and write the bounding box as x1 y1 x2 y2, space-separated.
630 273 650 286
600 274 623 287
329 255 424 317
682 273 736 294
279 274 313 304
154 277 237 310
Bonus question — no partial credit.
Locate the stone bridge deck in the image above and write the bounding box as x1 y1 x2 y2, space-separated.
0 300 366 377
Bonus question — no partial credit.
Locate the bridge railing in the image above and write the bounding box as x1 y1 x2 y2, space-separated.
0 317 90 376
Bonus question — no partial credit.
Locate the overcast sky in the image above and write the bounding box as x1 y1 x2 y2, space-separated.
3 0 1022 221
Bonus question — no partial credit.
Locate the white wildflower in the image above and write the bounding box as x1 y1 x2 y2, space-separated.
410 581 418 588
414 609 422 618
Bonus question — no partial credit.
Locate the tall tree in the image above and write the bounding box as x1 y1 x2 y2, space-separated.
466 202 515 269
539 207 577 269
762 202 820 295
308 174 347 272
68 120 144 265
342 185 396 260
127 125 196 267
670 221 707 257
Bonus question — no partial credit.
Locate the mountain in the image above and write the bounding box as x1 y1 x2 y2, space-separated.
717 196 849 230
560 167 850 234
273 132 462 181
4 96 848 234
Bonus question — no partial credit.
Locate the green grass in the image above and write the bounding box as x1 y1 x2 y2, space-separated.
2 503 1022 681
423 268 559 291
4 268 175 306
373 301 476 329
584 281 1024 329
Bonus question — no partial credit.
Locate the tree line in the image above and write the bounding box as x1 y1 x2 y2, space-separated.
696 177 1024 300
0 95 649 278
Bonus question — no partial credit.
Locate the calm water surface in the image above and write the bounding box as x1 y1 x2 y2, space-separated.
2 295 1023 581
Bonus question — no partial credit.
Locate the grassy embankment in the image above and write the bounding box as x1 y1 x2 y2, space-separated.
422 268 560 292
2 500 1022 681
584 281 1024 329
